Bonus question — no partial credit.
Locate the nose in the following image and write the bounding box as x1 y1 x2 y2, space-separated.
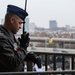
19 25 21 29
19 26 21 29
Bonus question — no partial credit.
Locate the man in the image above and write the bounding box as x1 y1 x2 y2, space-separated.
0 5 41 72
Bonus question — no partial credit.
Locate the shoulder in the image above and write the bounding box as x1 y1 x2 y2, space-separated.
0 26 8 39
0 33 8 40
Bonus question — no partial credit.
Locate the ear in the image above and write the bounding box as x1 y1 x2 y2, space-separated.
10 17 14 23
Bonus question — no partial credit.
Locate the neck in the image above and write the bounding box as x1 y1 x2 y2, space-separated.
3 22 11 32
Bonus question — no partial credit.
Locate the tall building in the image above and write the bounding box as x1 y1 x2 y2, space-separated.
49 20 57 29
1 18 4 25
65 25 70 29
29 22 36 32
25 18 29 32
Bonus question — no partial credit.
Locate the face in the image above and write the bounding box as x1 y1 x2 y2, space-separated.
10 15 23 34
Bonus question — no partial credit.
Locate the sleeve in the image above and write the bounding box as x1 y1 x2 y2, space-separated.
0 36 28 71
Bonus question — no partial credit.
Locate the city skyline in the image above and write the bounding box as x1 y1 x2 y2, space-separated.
0 0 75 28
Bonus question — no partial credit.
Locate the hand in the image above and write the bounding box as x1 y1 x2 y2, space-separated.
35 56 41 68
18 32 30 50
25 52 42 68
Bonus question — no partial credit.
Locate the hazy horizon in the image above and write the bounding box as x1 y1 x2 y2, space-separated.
0 0 75 28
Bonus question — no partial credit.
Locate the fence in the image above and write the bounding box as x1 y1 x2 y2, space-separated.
1 49 75 75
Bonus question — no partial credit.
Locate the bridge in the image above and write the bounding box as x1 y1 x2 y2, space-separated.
15 34 75 43
15 34 75 49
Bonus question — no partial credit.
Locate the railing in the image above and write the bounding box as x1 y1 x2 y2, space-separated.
27 49 75 71
1 49 75 75
27 49 75 75
0 70 75 75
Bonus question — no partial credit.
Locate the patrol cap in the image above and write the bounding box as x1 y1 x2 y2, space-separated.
7 4 28 21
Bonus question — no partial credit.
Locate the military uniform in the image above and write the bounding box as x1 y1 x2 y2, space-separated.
0 25 28 72
0 5 41 72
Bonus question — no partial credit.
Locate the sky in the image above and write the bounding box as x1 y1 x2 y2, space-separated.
0 0 75 28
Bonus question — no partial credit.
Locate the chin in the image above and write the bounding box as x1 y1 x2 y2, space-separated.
13 31 17 34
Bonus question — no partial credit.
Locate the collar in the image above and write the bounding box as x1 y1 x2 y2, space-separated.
0 25 14 38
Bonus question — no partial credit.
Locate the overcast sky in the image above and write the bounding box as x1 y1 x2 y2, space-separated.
0 0 75 28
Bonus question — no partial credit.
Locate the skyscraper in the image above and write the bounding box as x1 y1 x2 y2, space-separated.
29 22 36 32
49 20 57 29
1 18 4 25
25 18 29 32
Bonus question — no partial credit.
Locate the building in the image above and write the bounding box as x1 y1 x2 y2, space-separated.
0 18 4 25
29 22 36 32
25 18 29 32
49 20 57 29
